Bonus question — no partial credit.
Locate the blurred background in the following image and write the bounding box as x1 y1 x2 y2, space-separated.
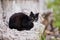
46 0 60 30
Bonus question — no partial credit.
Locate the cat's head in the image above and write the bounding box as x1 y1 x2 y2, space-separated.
29 11 39 22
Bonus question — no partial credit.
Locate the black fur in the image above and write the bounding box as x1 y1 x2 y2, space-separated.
9 12 39 31
30 12 39 22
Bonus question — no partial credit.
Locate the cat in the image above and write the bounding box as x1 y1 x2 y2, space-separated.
9 11 39 31
29 12 39 22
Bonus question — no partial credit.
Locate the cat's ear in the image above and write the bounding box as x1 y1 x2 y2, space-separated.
30 11 34 16
35 13 39 17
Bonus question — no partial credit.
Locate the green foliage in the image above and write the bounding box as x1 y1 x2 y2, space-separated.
47 0 60 29
41 35 46 40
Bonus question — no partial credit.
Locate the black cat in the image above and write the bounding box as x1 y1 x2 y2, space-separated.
30 12 39 22
9 11 39 31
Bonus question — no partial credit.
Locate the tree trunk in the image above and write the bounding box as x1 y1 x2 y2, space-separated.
0 0 45 40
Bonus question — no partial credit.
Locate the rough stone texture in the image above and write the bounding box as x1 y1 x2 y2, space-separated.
0 20 45 40
0 0 3 20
